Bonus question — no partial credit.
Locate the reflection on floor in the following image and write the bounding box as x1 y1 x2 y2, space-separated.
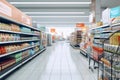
5 41 97 80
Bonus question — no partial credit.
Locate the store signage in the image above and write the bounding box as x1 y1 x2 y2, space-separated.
50 28 56 33
0 2 12 17
76 23 85 28
110 6 120 18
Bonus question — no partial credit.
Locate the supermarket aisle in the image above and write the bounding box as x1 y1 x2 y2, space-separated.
6 41 97 80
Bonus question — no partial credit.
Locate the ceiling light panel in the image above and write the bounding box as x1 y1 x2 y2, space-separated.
30 16 89 18
10 2 91 5
33 22 89 23
24 12 85 14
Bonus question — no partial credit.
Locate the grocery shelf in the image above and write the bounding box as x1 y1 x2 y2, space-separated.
80 48 88 57
0 39 40 45
94 31 112 34
104 43 119 47
94 37 108 39
0 15 40 32
0 44 40 58
104 64 120 72
91 24 110 30
0 48 46 79
104 70 120 78
101 31 112 33
0 30 39 36
93 42 102 45
104 50 120 55
70 44 80 49
98 30 120 80
104 70 113 77
111 23 120 27
111 30 120 33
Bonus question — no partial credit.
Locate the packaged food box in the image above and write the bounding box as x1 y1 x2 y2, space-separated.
1 58 15 70
16 57 22 62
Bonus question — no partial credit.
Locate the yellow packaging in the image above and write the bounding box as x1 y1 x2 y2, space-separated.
110 33 120 45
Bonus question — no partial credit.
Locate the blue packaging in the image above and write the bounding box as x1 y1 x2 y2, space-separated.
110 6 120 18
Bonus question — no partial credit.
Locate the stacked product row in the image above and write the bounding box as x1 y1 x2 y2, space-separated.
0 33 39 42
0 33 20 41
0 46 40 72
0 42 40 55
0 22 39 35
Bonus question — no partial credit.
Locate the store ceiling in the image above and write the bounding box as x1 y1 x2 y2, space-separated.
7 0 120 27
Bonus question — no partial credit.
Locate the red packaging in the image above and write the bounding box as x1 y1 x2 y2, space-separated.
92 46 103 61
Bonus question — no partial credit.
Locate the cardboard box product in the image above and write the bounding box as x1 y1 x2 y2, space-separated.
110 33 120 45
0 64 1 71
0 0 32 26
21 14 32 26
12 8 22 23
1 58 16 70
0 0 12 18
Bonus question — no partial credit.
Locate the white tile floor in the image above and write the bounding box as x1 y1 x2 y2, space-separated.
5 41 97 80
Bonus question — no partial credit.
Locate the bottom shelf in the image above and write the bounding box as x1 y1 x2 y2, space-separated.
70 44 80 49
0 48 46 79
80 48 88 57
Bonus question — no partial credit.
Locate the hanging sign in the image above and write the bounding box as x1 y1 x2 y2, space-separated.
76 23 85 28
50 28 56 33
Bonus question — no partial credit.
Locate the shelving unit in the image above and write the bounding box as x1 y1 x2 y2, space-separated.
91 24 110 30
98 29 120 80
80 48 88 57
79 32 88 57
0 30 39 36
0 39 39 45
0 13 46 80
70 29 82 48
40 31 47 49
90 24 111 69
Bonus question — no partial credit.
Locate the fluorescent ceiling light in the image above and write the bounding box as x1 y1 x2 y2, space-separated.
30 16 89 18
25 12 85 14
33 22 90 24
10 2 91 5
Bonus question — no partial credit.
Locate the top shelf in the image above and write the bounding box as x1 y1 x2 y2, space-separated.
111 23 120 27
91 24 110 30
91 23 120 30
0 15 40 32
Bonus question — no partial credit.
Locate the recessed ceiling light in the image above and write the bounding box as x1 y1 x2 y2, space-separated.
10 2 91 5
24 12 85 14
30 16 89 18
